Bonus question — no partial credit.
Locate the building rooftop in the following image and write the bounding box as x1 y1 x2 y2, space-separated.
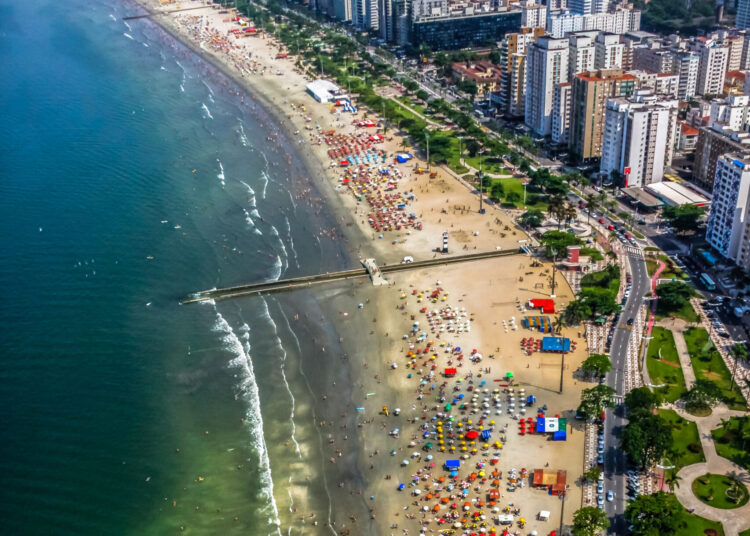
681 122 699 136
645 181 711 207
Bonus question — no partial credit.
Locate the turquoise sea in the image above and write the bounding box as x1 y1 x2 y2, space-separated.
0 1 363 533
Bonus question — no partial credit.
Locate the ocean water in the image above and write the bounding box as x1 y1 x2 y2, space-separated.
0 1 354 534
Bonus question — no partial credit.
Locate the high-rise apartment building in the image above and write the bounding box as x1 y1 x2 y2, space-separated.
521 2 547 28
547 5 641 39
569 0 608 15
600 91 678 188
552 83 573 145
595 33 624 70
525 37 570 136
693 125 750 191
568 32 597 79
696 39 729 96
706 154 750 269
498 28 543 118
673 51 700 100
569 70 638 163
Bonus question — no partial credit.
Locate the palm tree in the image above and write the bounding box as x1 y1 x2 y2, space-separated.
584 193 598 224
553 315 567 335
665 470 682 492
564 202 578 226
400 139 410 150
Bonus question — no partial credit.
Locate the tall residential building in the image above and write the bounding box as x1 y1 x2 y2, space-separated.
600 91 679 188
552 83 573 145
696 39 729 96
569 69 638 163
621 31 658 70
521 2 547 28
626 71 679 98
595 33 624 70
364 0 379 30
708 95 750 132
411 9 522 50
525 37 570 137
378 0 392 40
568 32 597 79
569 0 608 15
332 0 352 21
705 154 750 269
498 28 543 118
738 0 750 30
547 6 641 39
693 125 750 191
633 43 675 73
673 51 700 100
392 0 410 46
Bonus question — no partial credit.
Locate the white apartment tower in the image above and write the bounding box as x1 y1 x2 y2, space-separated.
696 39 729 96
568 33 596 80
595 33 625 70
569 0 608 15
600 91 679 188
552 83 573 145
706 154 750 269
673 51 700 100
525 37 570 137
521 2 547 29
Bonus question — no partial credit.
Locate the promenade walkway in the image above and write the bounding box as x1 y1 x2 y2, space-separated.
655 317 698 389
670 403 750 536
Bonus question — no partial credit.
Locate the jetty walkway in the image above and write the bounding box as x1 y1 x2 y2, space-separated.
182 247 531 304
123 6 209 20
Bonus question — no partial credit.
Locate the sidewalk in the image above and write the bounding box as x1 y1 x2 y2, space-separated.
654 317 698 389
670 403 750 536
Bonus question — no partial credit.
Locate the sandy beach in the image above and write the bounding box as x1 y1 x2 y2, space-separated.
133 1 591 534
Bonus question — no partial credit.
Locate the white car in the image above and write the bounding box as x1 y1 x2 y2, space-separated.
607 490 614 501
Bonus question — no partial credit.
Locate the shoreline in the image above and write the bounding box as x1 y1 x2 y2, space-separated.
128 2 592 534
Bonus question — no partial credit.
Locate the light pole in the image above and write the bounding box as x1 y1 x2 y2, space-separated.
550 248 558 298
478 149 485 214
558 487 567 536
522 178 528 207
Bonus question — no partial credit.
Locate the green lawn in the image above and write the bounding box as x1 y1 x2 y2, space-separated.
692 473 749 509
656 300 699 323
464 155 510 176
684 327 748 411
491 178 546 209
677 507 725 535
579 247 604 261
712 416 750 470
646 254 688 280
658 409 705 471
646 327 687 402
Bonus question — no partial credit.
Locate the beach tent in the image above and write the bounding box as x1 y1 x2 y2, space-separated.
538 510 550 521
553 430 567 441
541 337 571 353
445 459 460 470
481 430 491 440
528 299 555 314
444 368 457 378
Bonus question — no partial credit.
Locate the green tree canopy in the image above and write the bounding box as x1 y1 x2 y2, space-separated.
564 299 592 324
581 354 612 378
655 281 693 314
625 387 662 416
622 413 673 469
682 378 723 411
572 506 610 536
577 385 616 420
625 492 682 536
540 230 582 258
578 287 620 317
519 209 544 228
583 466 602 482
661 204 705 234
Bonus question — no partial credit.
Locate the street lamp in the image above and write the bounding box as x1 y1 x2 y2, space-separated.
425 131 430 172
478 148 486 214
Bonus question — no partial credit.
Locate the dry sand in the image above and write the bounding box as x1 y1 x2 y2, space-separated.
134 2 590 534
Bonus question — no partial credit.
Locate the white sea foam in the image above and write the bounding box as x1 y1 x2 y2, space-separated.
260 171 269 200
108 13 116 21
269 225 289 273
202 79 214 97
259 298 301 458
201 102 214 120
237 123 249 147
143 42 149 48
212 310 281 534
270 255 283 281
242 208 263 235
123 32 134 40
123 20 132 31
283 215 300 269
240 180 257 208
216 158 225 187
179 84 185 93
160 66 167 71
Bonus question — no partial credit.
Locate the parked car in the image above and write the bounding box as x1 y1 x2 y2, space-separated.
607 490 614 501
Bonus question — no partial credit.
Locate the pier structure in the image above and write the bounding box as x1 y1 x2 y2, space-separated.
182 247 532 304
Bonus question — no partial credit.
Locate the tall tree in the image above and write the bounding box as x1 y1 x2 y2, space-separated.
572 506 610 536
664 470 682 492
577 385 616 420
622 413 673 469
624 387 662 415
625 492 682 536
580 354 612 378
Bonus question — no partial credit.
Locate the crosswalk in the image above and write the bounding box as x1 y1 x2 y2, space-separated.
625 245 643 258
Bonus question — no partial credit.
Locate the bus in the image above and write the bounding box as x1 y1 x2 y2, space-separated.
700 273 716 291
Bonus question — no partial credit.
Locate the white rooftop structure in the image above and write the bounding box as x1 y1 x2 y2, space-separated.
645 181 711 207
306 79 344 103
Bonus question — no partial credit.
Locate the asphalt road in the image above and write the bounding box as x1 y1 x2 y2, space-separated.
603 245 650 531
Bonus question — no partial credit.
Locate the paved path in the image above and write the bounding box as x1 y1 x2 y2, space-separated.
670 403 750 536
656 318 698 389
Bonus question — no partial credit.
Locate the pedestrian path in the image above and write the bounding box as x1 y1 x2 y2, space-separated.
669 403 750 536
655 318 697 389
